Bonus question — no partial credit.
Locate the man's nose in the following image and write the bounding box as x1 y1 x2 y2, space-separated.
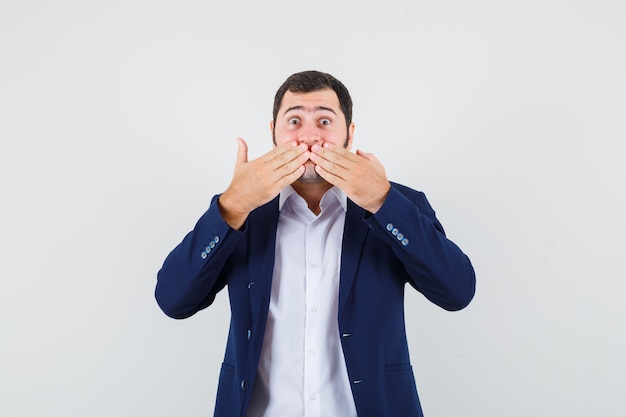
298 126 322 145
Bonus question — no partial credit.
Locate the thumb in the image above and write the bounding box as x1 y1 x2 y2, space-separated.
236 137 248 164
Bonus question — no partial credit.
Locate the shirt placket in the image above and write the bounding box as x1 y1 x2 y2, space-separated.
303 217 322 417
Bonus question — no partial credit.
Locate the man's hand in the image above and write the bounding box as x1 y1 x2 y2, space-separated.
218 138 309 229
310 143 391 214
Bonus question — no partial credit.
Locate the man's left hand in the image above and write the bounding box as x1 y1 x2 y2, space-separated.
310 143 391 214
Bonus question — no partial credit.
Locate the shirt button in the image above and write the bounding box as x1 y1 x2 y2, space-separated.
310 395 317 400
311 307 318 312
309 350 315 355
311 263 317 268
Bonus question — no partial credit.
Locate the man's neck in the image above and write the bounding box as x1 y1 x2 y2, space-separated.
291 181 333 215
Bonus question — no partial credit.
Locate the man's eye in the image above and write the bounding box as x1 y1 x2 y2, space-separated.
288 118 300 125
319 118 331 126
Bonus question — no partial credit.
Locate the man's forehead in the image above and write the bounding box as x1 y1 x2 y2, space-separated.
280 89 341 114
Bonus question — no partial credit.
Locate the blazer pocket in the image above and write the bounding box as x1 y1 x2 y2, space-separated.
384 363 422 415
214 363 240 417
385 363 413 373
220 362 235 374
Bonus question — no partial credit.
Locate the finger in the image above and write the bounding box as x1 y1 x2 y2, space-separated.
264 142 308 167
276 165 306 188
236 137 248 165
312 143 359 164
260 142 303 163
356 149 375 161
356 150 386 174
314 163 345 187
273 148 311 175
310 148 350 174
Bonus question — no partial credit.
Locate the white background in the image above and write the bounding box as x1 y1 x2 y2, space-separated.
1 0 625 416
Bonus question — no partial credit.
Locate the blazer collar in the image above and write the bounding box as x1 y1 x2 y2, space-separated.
278 185 348 212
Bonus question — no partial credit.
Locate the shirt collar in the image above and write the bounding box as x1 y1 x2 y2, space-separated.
278 185 348 212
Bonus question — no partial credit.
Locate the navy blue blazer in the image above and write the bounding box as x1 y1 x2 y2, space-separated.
156 182 475 417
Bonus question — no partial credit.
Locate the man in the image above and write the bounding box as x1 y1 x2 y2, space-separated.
155 70 475 417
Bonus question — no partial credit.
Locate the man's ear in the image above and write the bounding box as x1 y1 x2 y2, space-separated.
345 122 355 150
269 120 276 146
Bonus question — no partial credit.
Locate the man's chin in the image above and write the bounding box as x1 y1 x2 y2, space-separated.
296 175 326 184
295 166 326 184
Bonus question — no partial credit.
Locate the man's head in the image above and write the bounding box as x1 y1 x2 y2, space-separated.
271 71 355 183
273 71 352 128
272 71 353 145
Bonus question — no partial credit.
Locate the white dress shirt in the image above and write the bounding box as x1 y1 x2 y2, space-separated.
246 186 358 417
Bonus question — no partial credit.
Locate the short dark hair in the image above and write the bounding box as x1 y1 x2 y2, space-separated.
273 70 353 129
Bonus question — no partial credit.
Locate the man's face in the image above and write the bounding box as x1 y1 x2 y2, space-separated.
271 89 354 183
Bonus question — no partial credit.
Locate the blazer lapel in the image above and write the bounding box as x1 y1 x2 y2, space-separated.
338 199 369 320
246 197 369 323
247 197 280 322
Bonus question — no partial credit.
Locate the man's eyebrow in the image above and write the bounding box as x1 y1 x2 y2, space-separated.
282 106 337 116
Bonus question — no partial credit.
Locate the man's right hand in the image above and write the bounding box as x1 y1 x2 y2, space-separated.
218 138 310 229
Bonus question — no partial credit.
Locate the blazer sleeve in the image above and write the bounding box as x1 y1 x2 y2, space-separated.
155 194 244 319
364 184 476 311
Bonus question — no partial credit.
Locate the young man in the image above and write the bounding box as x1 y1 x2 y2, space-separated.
156 70 476 417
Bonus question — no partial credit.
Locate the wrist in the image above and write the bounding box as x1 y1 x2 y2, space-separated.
218 192 250 229
365 183 391 214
